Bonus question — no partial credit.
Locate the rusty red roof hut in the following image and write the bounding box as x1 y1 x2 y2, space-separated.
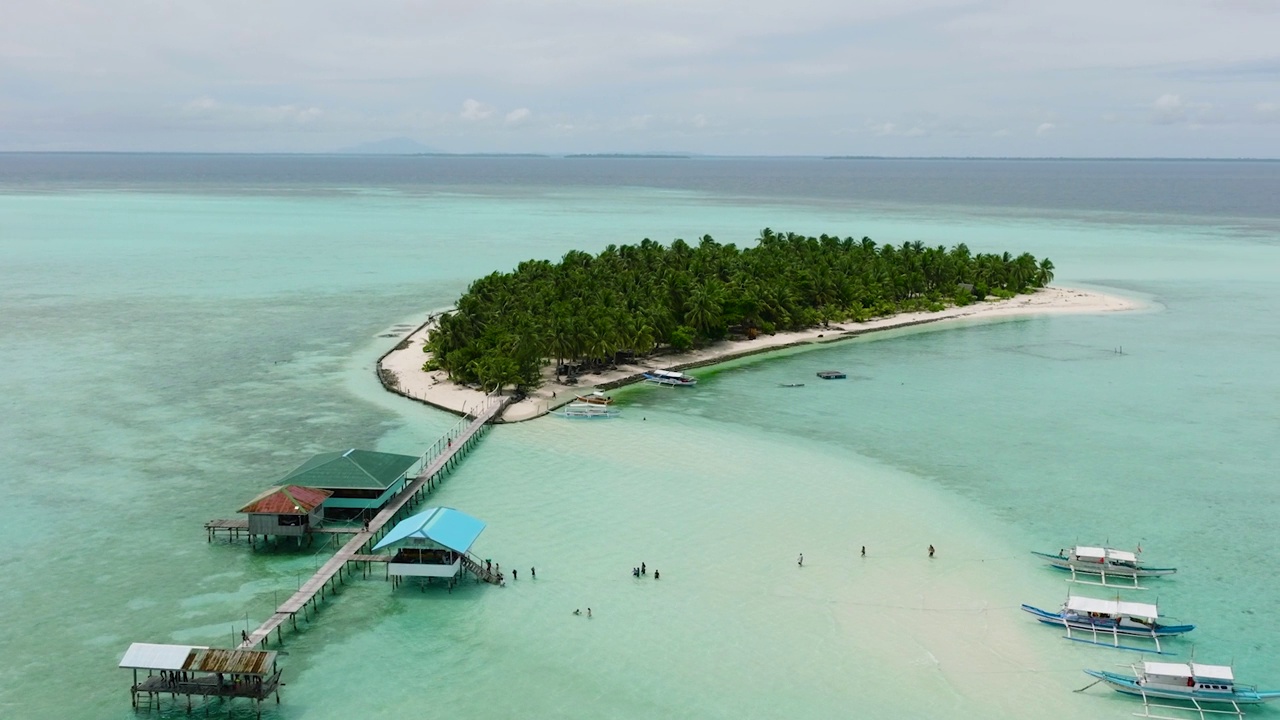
237 485 331 539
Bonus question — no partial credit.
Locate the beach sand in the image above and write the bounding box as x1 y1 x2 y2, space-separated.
378 285 1141 422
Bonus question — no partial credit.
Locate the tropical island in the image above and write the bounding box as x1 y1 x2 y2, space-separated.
378 230 1134 421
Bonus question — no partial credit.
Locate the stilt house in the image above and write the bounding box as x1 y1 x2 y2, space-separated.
373 507 487 581
276 449 419 520
237 485 331 538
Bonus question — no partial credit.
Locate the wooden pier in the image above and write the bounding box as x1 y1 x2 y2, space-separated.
236 393 511 650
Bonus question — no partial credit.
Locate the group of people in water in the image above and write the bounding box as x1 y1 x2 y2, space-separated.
799 545 936 566
631 561 658 580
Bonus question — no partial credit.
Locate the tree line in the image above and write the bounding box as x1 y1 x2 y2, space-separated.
423 229 1054 391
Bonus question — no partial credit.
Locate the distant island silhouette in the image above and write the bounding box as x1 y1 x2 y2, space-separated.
565 153 690 159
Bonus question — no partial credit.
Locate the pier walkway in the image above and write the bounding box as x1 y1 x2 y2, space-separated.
237 393 511 650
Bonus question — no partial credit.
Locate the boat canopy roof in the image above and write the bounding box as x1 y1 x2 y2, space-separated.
1066 595 1159 619
1074 546 1139 563
1143 662 1234 682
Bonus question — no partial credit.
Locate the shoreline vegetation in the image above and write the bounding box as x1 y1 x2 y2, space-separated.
378 230 1138 421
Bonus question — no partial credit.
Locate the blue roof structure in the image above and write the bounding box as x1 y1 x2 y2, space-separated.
373 507 486 554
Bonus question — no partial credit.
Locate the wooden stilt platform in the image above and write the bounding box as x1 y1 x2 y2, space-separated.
205 518 248 542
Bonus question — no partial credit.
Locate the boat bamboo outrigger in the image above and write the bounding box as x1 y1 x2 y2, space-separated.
1021 595 1194 654
1032 545 1177 589
1083 661 1280 719
560 402 620 419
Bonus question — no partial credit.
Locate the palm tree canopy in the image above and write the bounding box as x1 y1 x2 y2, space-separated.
423 231 1052 386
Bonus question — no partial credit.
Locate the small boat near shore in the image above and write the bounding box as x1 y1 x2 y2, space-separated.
574 391 615 405
779 383 805 388
643 369 697 387
1084 661 1280 718
1021 595 1194 653
816 370 846 379
560 402 620 419
1033 545 1177 588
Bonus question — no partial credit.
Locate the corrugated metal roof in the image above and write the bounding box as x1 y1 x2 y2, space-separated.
119 643 206 670
277 449 418 490
373 507 486 554
238 485 332 514
185 648 277 676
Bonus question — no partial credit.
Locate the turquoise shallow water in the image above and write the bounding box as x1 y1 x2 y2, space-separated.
1 158 1278 719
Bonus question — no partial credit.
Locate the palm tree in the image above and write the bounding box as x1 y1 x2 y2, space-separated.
1036 258 1055 287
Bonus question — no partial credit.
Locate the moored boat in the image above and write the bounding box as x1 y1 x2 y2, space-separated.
1084 661 1280 717
1032 545 1177 588
643 369 697 387
816 370 846 379
575 391 615 405
560 402 620 419
1021 595 1194 653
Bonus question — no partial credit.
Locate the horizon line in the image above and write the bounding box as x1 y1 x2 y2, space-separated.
0 150 1277 162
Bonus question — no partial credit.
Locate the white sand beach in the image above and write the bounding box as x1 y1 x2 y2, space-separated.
378 286 1141 422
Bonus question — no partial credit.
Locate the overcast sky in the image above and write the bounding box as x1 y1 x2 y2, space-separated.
2 0 1278 156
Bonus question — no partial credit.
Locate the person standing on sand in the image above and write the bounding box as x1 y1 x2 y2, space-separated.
928 544 935 558
512 569 517 581
797 553 804 567
587 608 592 618
531 567 536 579
654 570 659 580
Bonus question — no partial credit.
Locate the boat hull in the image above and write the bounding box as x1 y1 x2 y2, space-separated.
1084 670 1280 705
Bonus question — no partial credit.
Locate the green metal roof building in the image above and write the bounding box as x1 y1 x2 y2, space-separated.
277 449 420 519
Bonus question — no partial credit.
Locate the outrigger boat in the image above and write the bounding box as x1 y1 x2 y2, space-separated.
1032 545 1177 589
1083 661 1280 719
1021 595 1194 654
643 369 697 387
574 391 614 405
560 402 620 419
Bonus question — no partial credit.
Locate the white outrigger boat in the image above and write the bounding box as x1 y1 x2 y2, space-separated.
1083 661 1280 719
560 401 620 419
1032 545 1177 589
642 369 697 387
1021 595 1194 654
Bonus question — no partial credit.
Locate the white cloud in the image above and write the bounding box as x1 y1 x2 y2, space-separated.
504 107 531 124
1254 102 1280 122
460 99 493 121
1151 93 1213 125
179 97 323 127
1036 122 1055 135
868 121 926 137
